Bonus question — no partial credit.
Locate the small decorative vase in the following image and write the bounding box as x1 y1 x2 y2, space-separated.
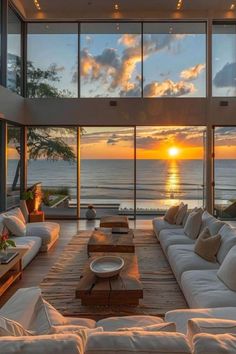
86 206 96 220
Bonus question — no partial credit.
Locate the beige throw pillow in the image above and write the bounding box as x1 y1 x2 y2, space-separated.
194 227 221 262
184 209 203 239
175 203 188 225
164 205 179 225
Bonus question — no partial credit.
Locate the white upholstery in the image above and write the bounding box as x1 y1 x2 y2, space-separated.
200 211 218 232
167 244 219 282
165 307 236 334
184 210 203 240
218 245 236 291
217 224 236 264
181 269 236 308
193 333 236 354
96 315 163 331
26 222 60 251
117 322 176 332
0 334 83 354
85 332 192 354
159 230 194 254
152 217 182 237
11 236 42 269
187 318 236 344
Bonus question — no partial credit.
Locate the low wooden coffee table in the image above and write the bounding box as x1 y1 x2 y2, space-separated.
75 253 143 306
87 228 135 255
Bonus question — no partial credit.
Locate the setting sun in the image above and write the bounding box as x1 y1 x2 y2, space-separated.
168 147 180 158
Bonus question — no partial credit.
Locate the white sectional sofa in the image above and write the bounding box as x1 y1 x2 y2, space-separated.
0 207 60 268
2 287 236 353
153 211 236 309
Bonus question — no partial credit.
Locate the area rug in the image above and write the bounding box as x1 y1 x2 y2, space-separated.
40 229 187 320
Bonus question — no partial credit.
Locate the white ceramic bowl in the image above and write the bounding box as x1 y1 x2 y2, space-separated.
90 256 124 278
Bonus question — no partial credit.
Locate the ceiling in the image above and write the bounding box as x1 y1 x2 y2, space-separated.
12 0 236 20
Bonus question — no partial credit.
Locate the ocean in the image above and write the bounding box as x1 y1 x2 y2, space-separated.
7 159 236 210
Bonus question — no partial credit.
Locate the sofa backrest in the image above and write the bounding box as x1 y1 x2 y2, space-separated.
217 224 236 264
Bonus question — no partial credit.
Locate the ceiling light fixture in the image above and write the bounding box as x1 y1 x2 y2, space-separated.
114 3 119 11
230 3 235 10
33 0 41 11
176 0 183 10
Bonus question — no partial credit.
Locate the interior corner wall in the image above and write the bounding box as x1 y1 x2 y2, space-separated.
0 86 25 124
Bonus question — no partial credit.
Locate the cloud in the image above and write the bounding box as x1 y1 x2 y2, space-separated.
118 34 140 47
143 79 195 97
213 62 236 87
180 63 205 81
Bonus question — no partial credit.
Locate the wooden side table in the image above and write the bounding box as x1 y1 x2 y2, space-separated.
29 211 45 223
0 249 27 296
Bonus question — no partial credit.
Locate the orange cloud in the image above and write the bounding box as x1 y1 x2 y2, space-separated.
118 34 140 47
143 80 195 97
180 63 205 81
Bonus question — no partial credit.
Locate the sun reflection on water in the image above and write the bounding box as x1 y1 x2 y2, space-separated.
166 160 180 202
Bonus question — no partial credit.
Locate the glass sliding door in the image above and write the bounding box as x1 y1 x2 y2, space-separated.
214 127 236 219
7 124 22 209
80 127 135 218
136 126 206 216
27 127 78 218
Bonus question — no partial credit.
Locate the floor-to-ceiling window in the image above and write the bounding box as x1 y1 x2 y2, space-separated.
27 23 78 98
80 22 142 97
7 7 21 94
7 123 22 209
214 127 236 219
212 23 236 97
143 22 206 97
80 127 135 218
27 127 78 218
136 126 206 215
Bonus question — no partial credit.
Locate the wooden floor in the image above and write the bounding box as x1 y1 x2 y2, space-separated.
0 219 152 307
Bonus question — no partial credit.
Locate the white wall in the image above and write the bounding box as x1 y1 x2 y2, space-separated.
0 86 25 124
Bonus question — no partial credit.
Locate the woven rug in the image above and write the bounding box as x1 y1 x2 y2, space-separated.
40 229 187 320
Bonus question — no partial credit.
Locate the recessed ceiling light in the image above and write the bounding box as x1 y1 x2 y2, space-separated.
114 3 119 11
230 3 235 10
33 0 41 11
176 0 183 10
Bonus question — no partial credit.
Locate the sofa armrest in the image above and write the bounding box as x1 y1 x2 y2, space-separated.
0 334 83 354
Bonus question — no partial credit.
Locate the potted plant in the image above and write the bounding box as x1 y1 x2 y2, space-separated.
0 227 16 256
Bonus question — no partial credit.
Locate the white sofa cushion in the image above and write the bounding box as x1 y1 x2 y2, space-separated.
3 216 26 236
11 236 42 269
187 318 236 344
167 244 219 283
152 217 182 237
193 333 236 354
0 334 83 354
218 245 236 291
3 208 26 225
0 287 41 329
0 315 33 336
96 315 163 331
208 220 225 236
165 307 236 334
181 269 236 308
217 224 236 264
117 322 176 332
85 332 192 354
184 210 203 240
159 229 194 254
26 222 60 246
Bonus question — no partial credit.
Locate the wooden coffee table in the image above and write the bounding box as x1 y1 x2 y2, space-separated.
87 229 135 255
75 253 143 306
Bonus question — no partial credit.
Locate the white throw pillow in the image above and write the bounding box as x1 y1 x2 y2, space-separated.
117 322 176 332
0 314 33 336
217 246 236 291
184 210 203 239
85 332 192 354
3 215 26 236
4 208 26 225
175 203 188 225
208 220 225 236
187 318 236 345
193 333 236 354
